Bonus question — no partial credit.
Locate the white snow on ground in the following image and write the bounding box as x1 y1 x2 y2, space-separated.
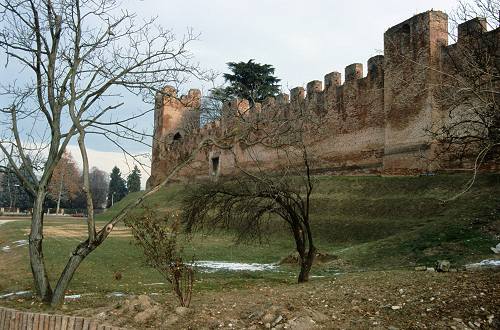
466 259 500 269
194 261 278 272
0 221 28 252
0 293 14 299
0 291 31 299
1 239 29 252
107 292 127 297
0 220 15 226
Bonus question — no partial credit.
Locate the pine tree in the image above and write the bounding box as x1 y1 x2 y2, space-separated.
0 169 21 209
222 59 281 105
127 165 141 193
89 167 109 209
106 166 128 208
0 163 35 211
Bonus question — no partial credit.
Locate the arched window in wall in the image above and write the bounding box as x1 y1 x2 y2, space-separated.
400 24 411 52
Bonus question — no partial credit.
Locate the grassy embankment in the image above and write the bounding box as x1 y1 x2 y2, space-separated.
0 173 498 309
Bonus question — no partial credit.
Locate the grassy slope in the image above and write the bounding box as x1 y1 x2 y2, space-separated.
309 174 499 269
0 174 498 304
127 174 499 270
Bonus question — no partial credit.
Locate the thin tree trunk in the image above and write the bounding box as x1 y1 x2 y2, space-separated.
291 221 314 283
7 178 12 209
298 244 316 283
299 212 316 283
51 242 92 306
50 131 95 307
29 192 53 302
55 171 65 215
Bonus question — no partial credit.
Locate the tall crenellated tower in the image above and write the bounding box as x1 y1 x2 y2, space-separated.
148 86 201 187
383 10 448 173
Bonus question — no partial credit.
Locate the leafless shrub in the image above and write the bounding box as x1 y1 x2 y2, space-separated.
126 208 194 307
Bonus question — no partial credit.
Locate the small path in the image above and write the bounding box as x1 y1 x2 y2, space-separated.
0 220 15 226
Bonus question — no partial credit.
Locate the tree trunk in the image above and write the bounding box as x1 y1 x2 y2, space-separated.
51 243 90 306
298 244 316 283
56 172 64 215
29 192 53 302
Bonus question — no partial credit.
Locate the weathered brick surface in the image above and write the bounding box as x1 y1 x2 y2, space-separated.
0 307 123 330
147 10 499 187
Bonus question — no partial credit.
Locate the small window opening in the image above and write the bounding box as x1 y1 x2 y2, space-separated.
211 157 220 176
173 132 182 141
400 24 411 50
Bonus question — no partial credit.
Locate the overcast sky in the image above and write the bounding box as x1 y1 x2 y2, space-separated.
135 0 457 91
0 0 461 183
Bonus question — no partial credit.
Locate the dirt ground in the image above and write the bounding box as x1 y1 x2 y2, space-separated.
61 269 500 330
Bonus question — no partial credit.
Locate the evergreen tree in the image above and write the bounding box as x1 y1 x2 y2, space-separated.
106 166 128 208
0 163 35 211
222 59 280 105
89 167 109 209
127 165 141 193
0 169 21 209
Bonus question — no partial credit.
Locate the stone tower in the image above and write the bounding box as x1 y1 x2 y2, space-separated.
383 10 448 173
148 86 201 187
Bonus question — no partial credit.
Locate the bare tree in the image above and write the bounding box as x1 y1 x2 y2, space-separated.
181 94 322 282
434 0 499 169
182 147 317 282
0 0 202 305
126 207 194 307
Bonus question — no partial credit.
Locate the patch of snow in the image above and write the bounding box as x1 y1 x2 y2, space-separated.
0 291 31 299
194 261 278 272
143 282 165 286
0 220 15 226
466 259 500 269
107 292 127 297
64 294 81 300
12 240 28 247
0 293 15 299
1 239 29 252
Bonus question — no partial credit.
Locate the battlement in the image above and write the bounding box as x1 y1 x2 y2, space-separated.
442 16 499 81
345 63 363 81
148 10 499 187
447 16 499 50
155 49 388 156
324 71 341 89
458 17 487 40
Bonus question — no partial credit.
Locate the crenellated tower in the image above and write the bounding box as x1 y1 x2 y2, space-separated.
383 10 448 173
149 86 201 187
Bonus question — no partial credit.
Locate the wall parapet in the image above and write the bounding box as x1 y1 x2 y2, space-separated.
147 10 499 187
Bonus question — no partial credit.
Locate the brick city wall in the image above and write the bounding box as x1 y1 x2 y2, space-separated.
148 10 499 187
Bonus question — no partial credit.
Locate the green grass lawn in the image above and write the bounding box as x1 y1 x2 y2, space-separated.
0 173 498 307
